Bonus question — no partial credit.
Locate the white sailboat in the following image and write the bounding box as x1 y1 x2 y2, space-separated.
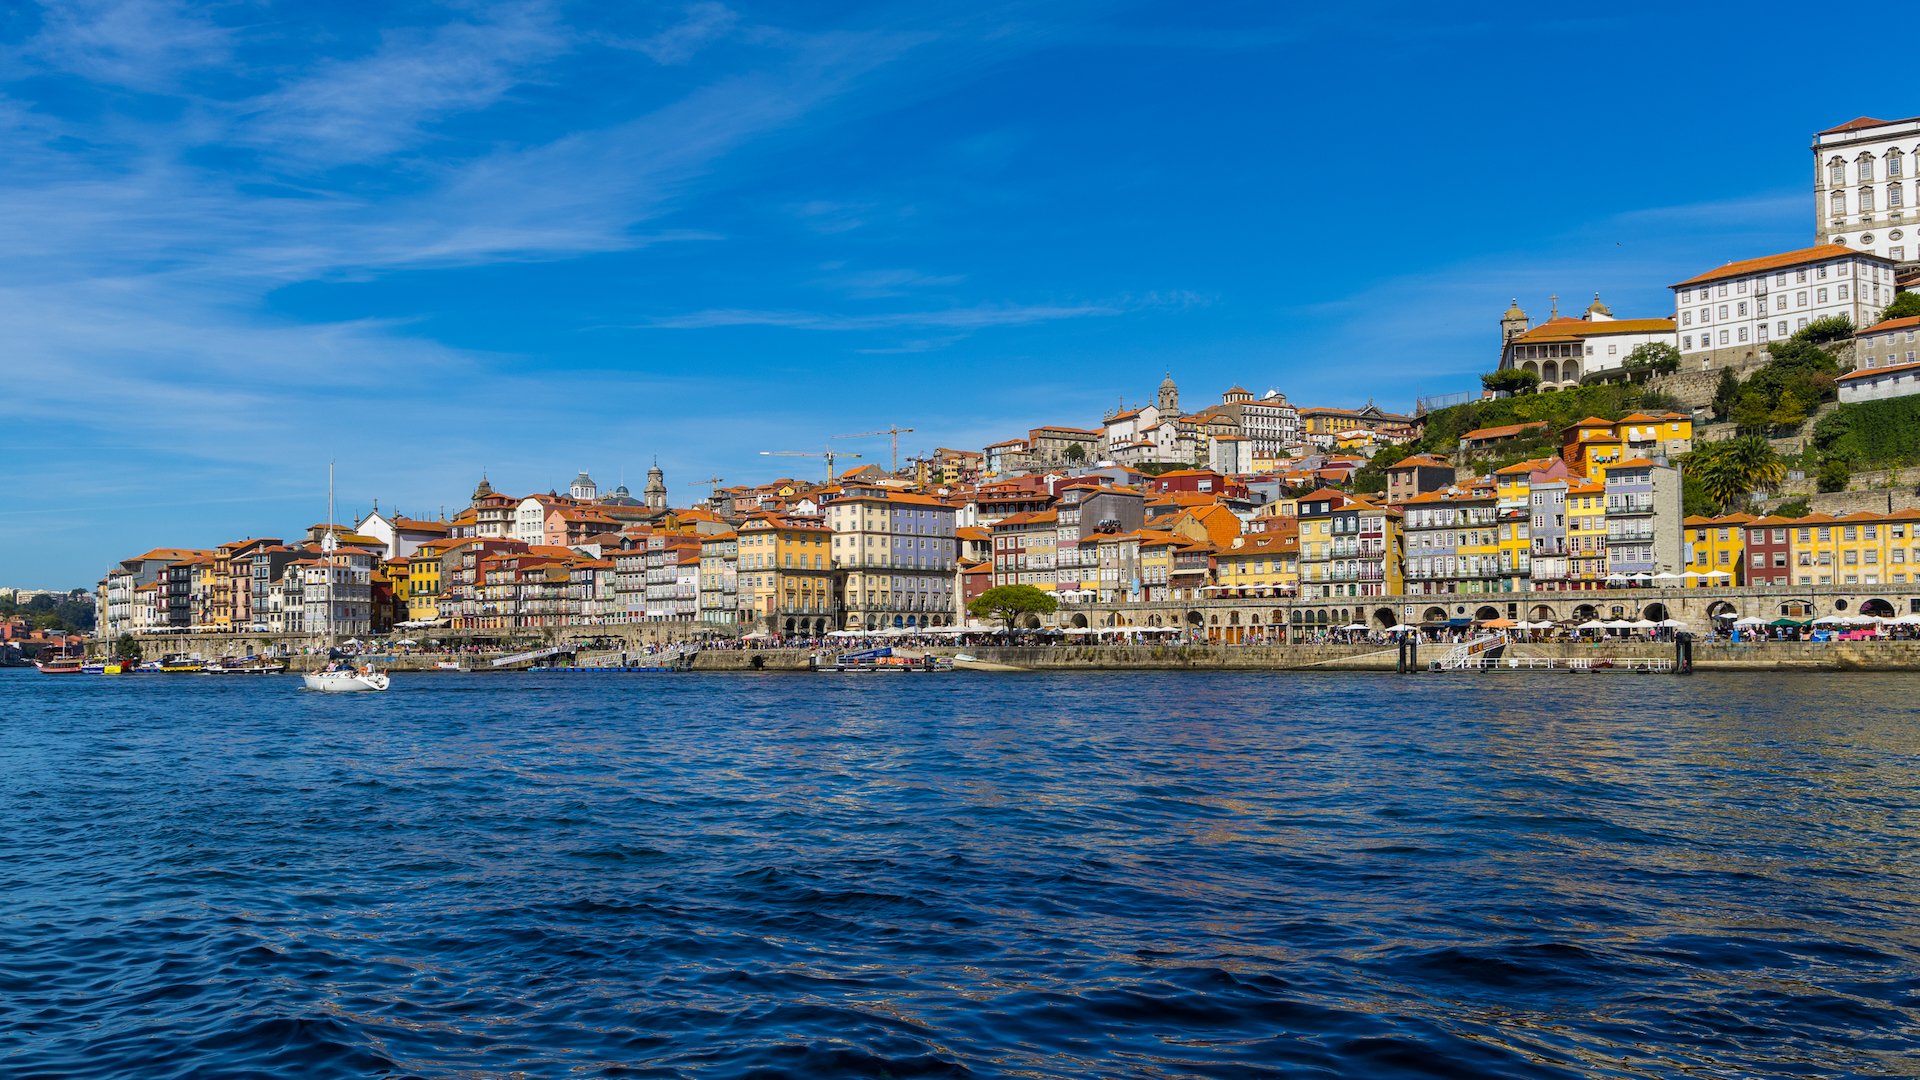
301 463 391 693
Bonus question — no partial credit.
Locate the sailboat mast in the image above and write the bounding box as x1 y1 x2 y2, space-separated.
324 461 335 643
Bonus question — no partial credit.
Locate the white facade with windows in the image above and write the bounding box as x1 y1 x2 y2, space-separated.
1838 314 1920 403
1813 116 1920 264
1670 245 1898 364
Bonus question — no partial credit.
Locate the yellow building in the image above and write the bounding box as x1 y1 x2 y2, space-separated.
1566 479 1608 585
1213 529 1300 597
406 540 453 624
1683 513 1752 586
1493 462 1535 591
736 514 835 634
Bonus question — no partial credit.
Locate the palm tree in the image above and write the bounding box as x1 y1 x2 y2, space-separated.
1690 436 1785 514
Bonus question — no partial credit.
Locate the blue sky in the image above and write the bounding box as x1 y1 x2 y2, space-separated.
0 0 1907 587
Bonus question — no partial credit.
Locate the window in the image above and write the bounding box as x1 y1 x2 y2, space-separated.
1719 331 1729 345
1860 154 1876 182
1831 190 1847 219
1817 288 1829 304
1737 301 1747 316
1893 151 1907 179
1861 187 1876 213
1777 321 1788 337
1796 291 1808 306
1830 158 1846 185
1683 311 1692 326
1892 186 1905 209
1683 335 1692 350
1719 304 1729 319
1839 285 1849 300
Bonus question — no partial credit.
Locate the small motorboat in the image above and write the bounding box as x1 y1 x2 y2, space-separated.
34 653 84 674
301 662 391 693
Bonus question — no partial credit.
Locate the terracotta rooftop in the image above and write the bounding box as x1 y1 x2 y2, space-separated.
1673 244 1890 289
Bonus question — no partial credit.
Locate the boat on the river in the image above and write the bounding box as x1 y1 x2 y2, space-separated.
158 654 206 673
302 662 390 693
34 651 83 674
810 647 953 673
299 465 390 693
205 655 287 675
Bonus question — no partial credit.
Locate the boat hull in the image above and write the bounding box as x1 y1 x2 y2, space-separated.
301 671 391 693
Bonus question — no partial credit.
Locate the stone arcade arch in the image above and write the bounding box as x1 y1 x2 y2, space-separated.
1422 606 1448 622
1374 607 1398 628
1572 603 1599 621
1862 598 1897 618
1528 603 1558 623
1069 612 1089 628
1641 602 1670 622
1474 605 1501 622
1706 600 1739 621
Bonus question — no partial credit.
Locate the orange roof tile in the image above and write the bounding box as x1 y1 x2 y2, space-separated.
1837 360 1920 383
1510 317 1675 343
1673 244 1888 288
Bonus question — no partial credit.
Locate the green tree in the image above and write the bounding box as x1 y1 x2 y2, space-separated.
1686 436 1786 514
114 633 143 663
967 584 1058 632
1063 443 1087 464
1711 367 1741 420
1772 497 1811 517
1798 314 1855 344
1481 368 1540 395
1622 341 1682 379
1817 457 1852 492
1882 292 1920 321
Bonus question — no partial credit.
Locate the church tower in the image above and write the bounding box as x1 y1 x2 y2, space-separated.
1501 299 1529 345
1157 372 1181 417
569 471 597 501
643 462 667 511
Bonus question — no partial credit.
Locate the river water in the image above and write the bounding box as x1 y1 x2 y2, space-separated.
3 668 1917 1078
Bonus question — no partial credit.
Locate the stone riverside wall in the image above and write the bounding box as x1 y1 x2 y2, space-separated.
90 640 1920 674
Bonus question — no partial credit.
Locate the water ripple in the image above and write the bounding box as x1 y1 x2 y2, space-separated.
3 668 1919 1078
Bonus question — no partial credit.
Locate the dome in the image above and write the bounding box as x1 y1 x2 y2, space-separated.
572 471 594 486
1503 298 1527 320
1584 292 1612 318
471 476 494 500
1159 372 1177 389
1226 385 1249 395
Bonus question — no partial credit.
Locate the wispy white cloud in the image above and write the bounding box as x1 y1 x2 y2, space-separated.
239 4 571 166
635 300 1124 331
603 2 740 64
24 0 232 90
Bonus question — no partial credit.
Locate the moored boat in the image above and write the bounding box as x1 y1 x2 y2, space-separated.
301 663 391 693
34 651 84 674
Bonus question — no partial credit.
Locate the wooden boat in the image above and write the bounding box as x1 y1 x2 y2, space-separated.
809 647 953 673
34 652 83 674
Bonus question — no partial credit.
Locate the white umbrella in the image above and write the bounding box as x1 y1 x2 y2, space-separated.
1680 570 1703 580
1652 572 1684 582
1601 620 1635 630
1733 615 1768 626
395 638 418 645
1385 623 1419 633
1705 570 1732 579
1340 623 1370 632
1630 619 1659 629
1657 619 1689 629
1891 614 1920 626
1811 615 1848 626
1063 626 1094 635
1576 620 1607 631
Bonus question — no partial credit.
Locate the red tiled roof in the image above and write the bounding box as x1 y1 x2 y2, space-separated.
1672 245 1889 288
1838 360 1920 383
1861 314 1920 336
1817 115 1919 135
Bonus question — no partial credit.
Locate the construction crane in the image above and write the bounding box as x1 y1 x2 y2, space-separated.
688 475 726 509
832 425 916 473
760 449 862 483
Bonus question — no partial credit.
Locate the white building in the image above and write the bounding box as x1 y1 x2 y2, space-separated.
1670 245 1900 369
1813 116 1920 266
1838 314 1920 403
1498 295 1677 388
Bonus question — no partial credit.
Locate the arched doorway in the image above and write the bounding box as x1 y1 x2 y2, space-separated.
1862 598 1896 618
1374 607 1397 628
1070 612 1089 628
1528 604 1557 623
1474 605 1501 622
1422 606 1447 623
1641 602 1670 622
1706 600 1738 621
1572 603 1598 621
